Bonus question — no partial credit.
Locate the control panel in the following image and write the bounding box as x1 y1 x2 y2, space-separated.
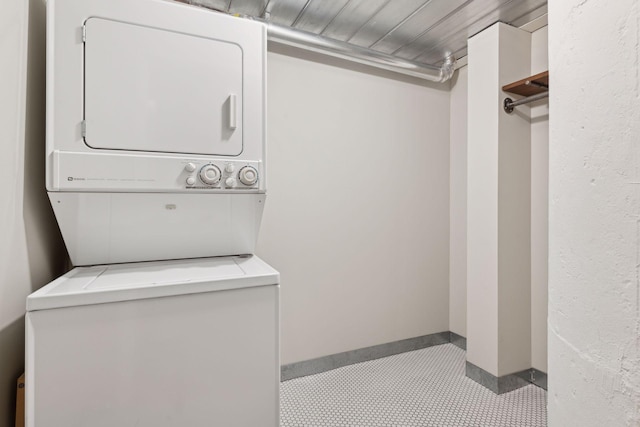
182 160 261 190
50 151 264 193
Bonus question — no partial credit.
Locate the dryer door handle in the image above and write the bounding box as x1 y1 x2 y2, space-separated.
228 94 237 130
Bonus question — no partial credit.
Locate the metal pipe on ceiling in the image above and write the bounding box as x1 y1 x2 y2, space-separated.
179 1 456 82
266 22 456 83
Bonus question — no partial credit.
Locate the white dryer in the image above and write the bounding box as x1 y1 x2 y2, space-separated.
25 255 279 427
47 0 267 265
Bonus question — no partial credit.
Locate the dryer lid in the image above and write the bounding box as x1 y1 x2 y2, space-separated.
83 17 244 156
27 256 279 311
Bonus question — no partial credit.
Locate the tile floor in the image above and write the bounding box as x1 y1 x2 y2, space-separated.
280 343 546 427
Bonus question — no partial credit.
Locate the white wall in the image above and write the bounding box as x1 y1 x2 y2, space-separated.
548 0 640 425
257 45 451 365
0 1 66 426
530 26 549 373
449 66 468 337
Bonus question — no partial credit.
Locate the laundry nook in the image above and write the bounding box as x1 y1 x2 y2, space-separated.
26 1 278 425
1 0 639 426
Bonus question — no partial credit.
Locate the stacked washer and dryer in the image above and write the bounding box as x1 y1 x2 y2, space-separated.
25 0 279 426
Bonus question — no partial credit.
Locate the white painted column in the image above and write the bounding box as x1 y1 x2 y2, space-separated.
467 23 532 380
548 0 640 425
449 65 468 338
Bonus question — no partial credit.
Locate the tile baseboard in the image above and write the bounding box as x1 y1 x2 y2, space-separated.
281 331 450 381
281 331 548 394
466 362 548 394
515 367 548 390
465 361 530 394
449 331 467 350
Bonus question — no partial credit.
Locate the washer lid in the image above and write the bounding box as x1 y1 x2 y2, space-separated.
27 256 278 311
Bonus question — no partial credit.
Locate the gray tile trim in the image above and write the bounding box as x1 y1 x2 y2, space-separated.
465 361 531 394
449 331 466 350
515 368 548 390
282 330 548 393
465 361 499 393
281 332 450 381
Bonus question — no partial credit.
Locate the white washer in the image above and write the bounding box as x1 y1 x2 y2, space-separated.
25 256 279 427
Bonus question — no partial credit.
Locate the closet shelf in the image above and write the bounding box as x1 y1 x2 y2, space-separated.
502 71 549 114
502 71 549 96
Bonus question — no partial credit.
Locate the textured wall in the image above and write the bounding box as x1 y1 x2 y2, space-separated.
258 45 451 365
548 0 640 425
0 1 66 426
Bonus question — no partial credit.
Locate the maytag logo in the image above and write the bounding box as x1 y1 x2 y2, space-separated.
67 177 85 181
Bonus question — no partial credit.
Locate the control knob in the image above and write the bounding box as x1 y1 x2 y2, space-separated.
199 164 221 185
225 177 236 187
238 166 258 186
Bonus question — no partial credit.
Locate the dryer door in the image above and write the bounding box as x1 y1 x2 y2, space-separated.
84 18 243 156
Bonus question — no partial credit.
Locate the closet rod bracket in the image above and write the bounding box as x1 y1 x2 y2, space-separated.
503 91 549 114
504 97 515 114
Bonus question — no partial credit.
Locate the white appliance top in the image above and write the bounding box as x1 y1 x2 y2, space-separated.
27 255 278 311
